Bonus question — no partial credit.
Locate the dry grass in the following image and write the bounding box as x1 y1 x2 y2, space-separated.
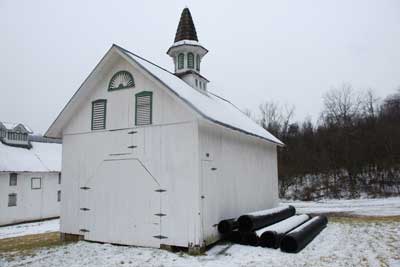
0 232 73 261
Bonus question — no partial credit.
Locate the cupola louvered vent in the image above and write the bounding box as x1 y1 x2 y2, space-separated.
91 99 107 130
135 92 153 126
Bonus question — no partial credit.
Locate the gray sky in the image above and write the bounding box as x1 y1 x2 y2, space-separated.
1 0 400 133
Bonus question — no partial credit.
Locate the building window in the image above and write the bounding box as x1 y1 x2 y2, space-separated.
58 173 61 184
91 99 107 130
31 177 42 189
8 194 17 207
196 55 200 71
9 173 17 186
195 79 198 87
57 190 61 202
108 71 135 91
135 91 153 126
178 53 184 69
187 53 194 69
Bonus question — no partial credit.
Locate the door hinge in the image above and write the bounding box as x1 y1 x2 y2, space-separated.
153 235 168 239
79 229 90 233
211 167 217 171
128 145 137 149
154 213 166 217
128 131 138 134
80 186 91 190
80 208 90 211
155 189 167 193
201 195 205 199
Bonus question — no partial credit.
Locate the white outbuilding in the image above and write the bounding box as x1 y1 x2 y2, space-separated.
45 8 283 251
0 122 61 226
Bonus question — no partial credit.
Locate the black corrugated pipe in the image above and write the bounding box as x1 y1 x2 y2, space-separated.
218 218 239 235
228 230 244 244
280 215 328 253
258 214 310 248
238 205 296 232
241 232 259 246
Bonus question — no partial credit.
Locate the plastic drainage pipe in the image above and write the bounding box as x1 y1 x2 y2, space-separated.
241 232 259 246
258 214 310 248
218 218 239 235
280 215 328 253
238 205 296 232
229 230 244 244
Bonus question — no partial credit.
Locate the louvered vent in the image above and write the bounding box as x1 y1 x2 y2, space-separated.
135 92 152 126
91 100 107 130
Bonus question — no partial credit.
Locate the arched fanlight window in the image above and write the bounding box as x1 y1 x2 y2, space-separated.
196 55 200 71
108 71 135 91
187 53 194 69
178 53 184 69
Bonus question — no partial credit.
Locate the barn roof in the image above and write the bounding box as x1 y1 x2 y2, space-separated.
45 45 283 146
0 142 61 172
0 121 33 133
117 45 283 145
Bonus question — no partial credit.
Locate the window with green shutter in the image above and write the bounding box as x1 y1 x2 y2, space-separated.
187 53 194 69
178 53 184 69
196 54 200 71
91 99 107 130
135 91 153 126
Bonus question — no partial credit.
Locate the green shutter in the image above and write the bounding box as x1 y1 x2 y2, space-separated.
178 53 184 69
187 53 194 69
196 54 200 71
135 91 153 126
91 99 107 130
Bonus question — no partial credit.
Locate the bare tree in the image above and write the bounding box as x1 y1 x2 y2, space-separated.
258 101 294 137
322 83 362 126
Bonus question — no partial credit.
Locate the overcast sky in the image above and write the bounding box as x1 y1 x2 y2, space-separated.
1 0 400 133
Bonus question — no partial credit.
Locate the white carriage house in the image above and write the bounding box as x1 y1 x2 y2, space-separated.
0 122 61 226
45 8 283 251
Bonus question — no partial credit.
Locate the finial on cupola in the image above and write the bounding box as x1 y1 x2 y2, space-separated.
167 8 209 91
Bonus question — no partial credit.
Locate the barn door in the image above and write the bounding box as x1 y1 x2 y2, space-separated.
80 158 162 247
201 160 219 245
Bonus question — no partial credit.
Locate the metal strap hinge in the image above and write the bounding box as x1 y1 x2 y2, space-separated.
80 208 90 211
211 167 217 171
153 235 168 239
80 186 91 190
79 229 90 233
154 213 166 217
128 145 137 149
155 189 166 193
128 131 138 134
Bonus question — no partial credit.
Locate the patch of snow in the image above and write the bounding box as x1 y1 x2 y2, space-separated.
0 141 61 172
256 214 310 236
0 219 59 240
283 197 400 217
2 220 400 267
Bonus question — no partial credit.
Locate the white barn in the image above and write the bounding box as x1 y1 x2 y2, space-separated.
45 8 283 251
0 122 61 226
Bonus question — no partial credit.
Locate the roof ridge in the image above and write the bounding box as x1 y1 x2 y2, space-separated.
114 44 175 75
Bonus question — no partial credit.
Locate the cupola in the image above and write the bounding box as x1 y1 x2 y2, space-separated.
167 8 209 91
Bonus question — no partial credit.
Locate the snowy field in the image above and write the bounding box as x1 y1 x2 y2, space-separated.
285 197 400 217
0 219 59 240
1 198 399 267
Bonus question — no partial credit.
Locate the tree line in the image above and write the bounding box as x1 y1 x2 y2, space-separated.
248 84 400 200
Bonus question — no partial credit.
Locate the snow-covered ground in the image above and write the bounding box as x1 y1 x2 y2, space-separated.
284 197 400 217
0 219 59 240
1 219 399 267
1 198 400 267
